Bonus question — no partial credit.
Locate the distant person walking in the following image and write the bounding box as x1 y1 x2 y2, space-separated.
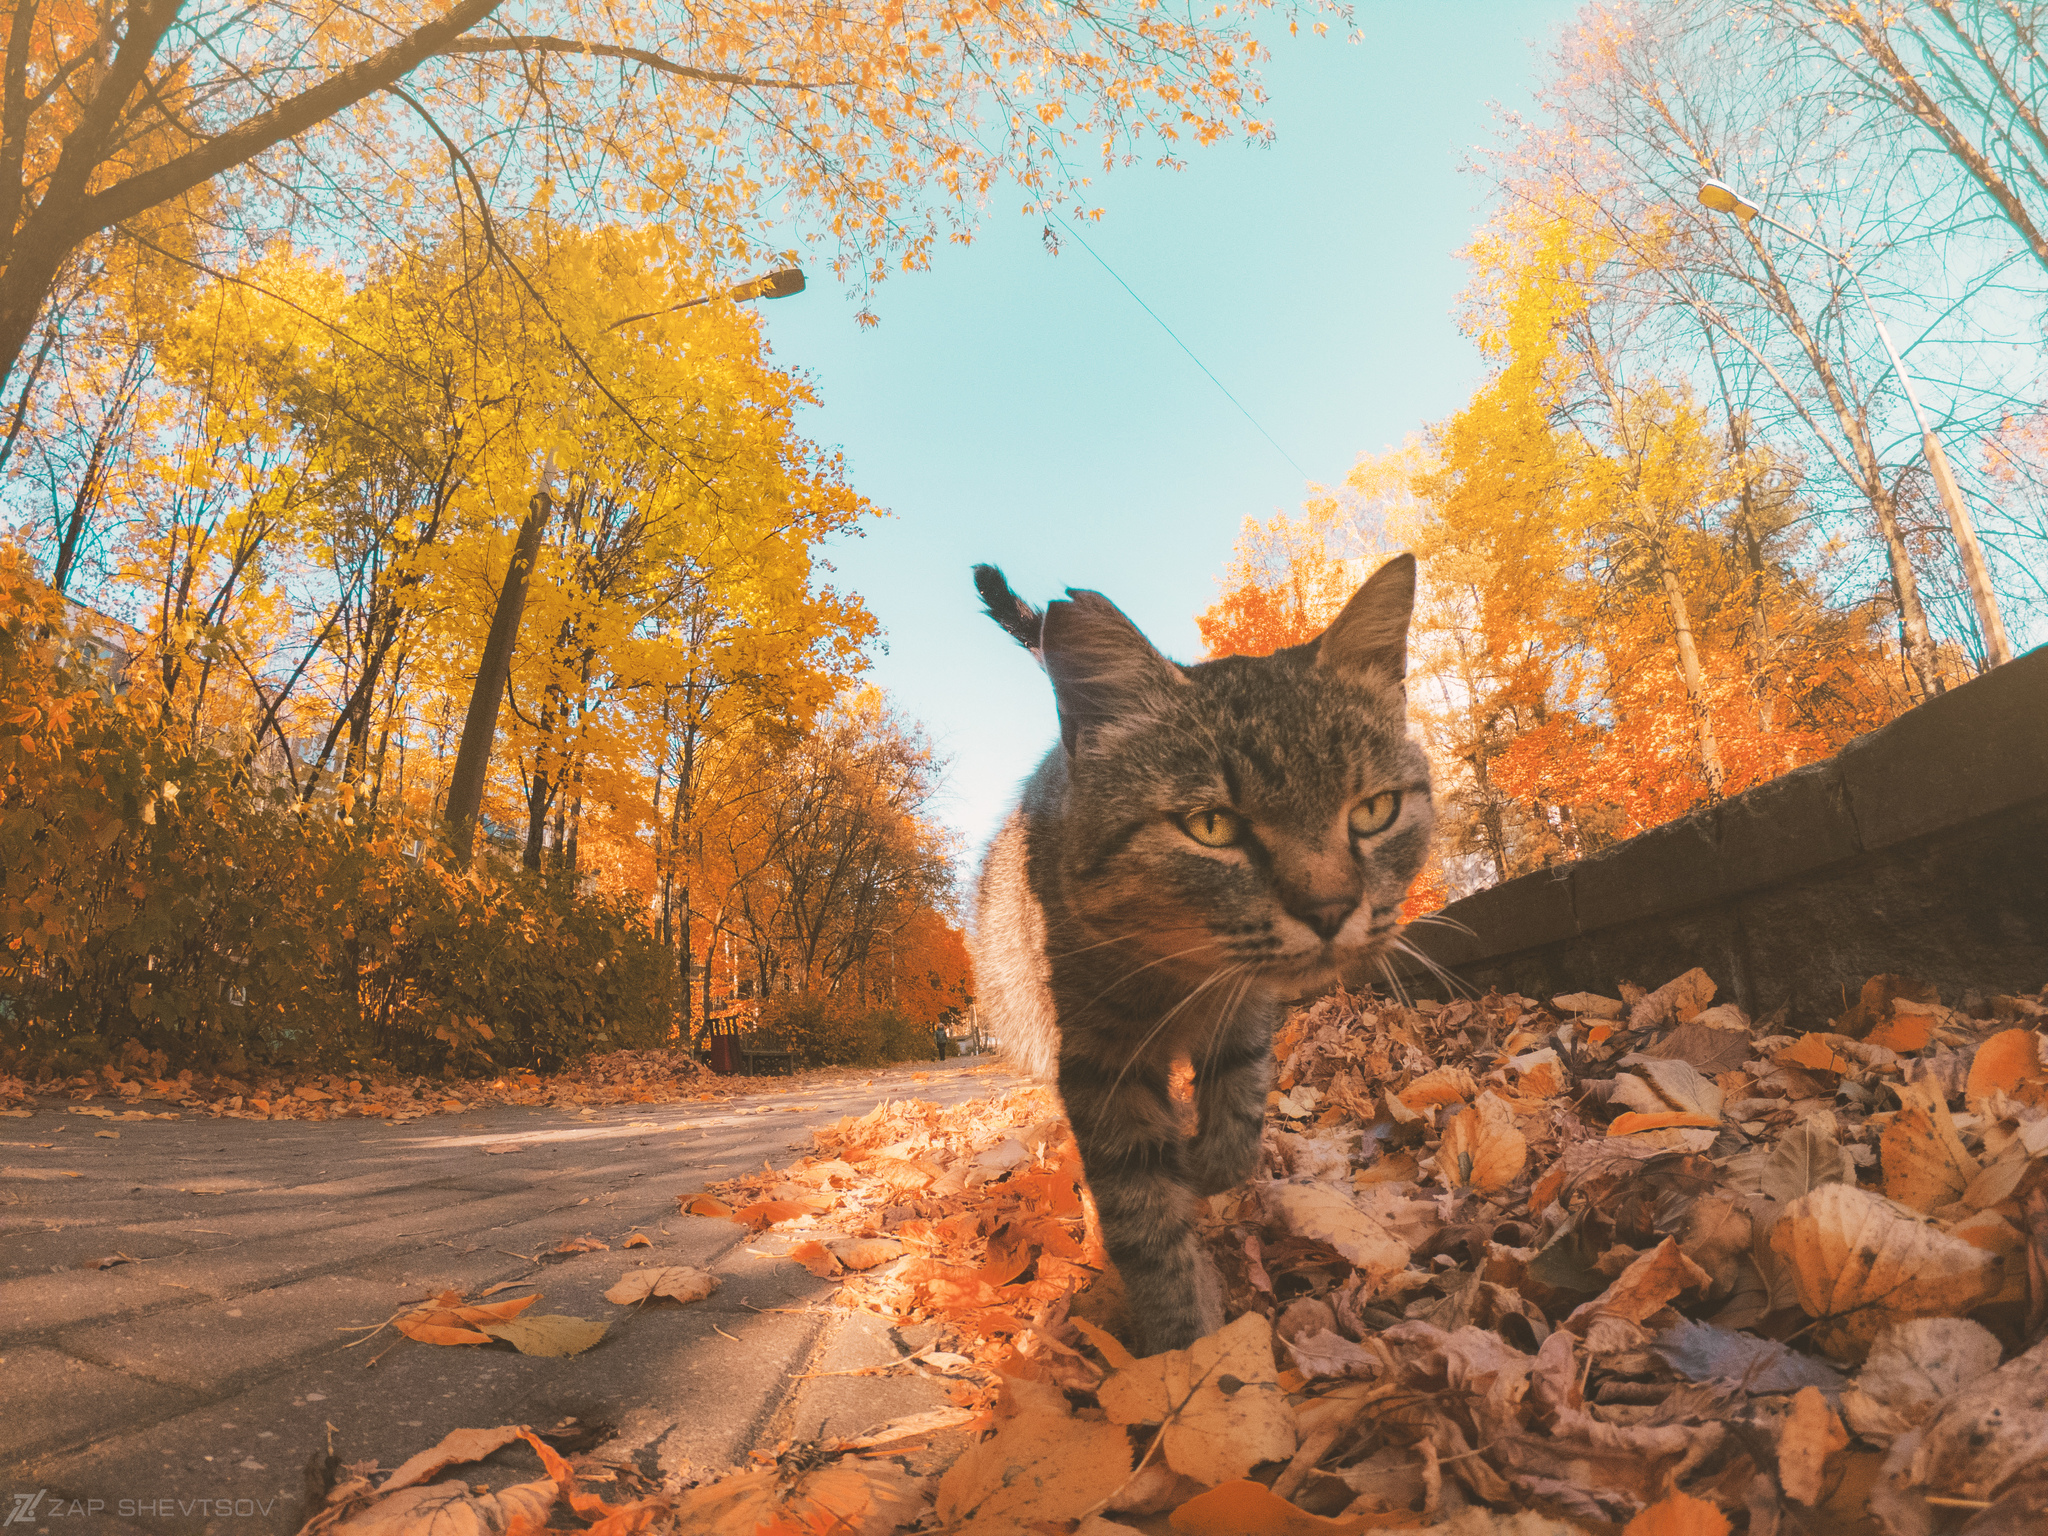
934 1025 948 1062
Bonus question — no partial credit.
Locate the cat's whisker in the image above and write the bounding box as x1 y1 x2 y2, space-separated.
1405 911 1477 938
1375 953 1413 1009
1388 932 1479 1001
1095 963 1251 1119
1198 968 1259 1081
1072 940 1221 1014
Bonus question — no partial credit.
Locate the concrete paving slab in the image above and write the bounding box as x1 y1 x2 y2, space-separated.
2 1058 1024 1534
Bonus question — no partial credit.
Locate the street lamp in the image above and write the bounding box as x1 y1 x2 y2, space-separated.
608 266 807 332
1696 179 2013 668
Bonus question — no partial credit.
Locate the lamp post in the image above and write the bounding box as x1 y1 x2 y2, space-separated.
1697 179 2013 669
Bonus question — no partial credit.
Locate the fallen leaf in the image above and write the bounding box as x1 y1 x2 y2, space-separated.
1440 1104 1527 1191
1260 1182 1408 1281
1398 1066 1476 1109
1098 1312 1297 1483
935 1376 1132 1531
1627 967 1715 1030
1607 1111 1722 1135
690 1459 924 1535
732 1198 819 1230
551 1235 609 1255
622 1231 651 1249
378 1425 531 1495
1778 1384 1849 1505
1554 992 1625 1020
1778 1034 1854 1074
1568 1237 1711 1331
787 1240 843 1278
1906 1332 2048 1502
826 1236 905 1271
478 1314 607 1357
1621 1491 1732 1536
1846 1317 2002 1440
602 1266 718 1306
1762 1120 1850 1204
1166 1478 1388 1534
1881 1081 1979 1212
679 1194 737 1219
1966 1029 2048 1110
1769 1181 2001 1361
332 1478 556 1533
1654 1317 1846 1395
480 1142 525 1155
94 1130 118 1139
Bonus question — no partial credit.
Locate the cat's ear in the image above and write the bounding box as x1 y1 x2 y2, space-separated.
1315 553 1415 687
1040 590 1186 755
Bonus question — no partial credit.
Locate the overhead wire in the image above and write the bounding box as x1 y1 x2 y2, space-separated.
1045 210 1309 482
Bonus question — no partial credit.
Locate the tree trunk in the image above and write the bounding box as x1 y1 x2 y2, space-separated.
444 475 553 862
1658 559 1725 799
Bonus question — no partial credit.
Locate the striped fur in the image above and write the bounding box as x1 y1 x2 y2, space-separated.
969 556 1432 1353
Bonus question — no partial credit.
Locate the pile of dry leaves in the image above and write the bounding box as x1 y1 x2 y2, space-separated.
301 967 2048 1535
0 1044 770 1123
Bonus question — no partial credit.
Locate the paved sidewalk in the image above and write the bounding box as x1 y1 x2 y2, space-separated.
1 1058 1019 1534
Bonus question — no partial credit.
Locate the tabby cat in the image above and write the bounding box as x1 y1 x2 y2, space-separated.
968 555 1433 1354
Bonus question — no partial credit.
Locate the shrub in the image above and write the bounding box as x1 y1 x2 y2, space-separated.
0 561 674 1078
754 992 937 1068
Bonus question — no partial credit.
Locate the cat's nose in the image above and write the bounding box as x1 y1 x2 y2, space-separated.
1294 899 1356 941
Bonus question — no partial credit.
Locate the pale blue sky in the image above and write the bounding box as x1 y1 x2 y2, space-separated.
763 2 1583 862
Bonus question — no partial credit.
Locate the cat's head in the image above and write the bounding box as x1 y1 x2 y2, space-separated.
983 556 1433 993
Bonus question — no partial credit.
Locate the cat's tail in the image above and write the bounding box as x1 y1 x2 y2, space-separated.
972 565 1044 658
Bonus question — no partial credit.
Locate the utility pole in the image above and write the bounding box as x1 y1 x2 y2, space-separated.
443 453 557 862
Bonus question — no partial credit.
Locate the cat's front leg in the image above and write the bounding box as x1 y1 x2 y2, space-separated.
1058 1054 1220 1355
1186 1037 1275 1197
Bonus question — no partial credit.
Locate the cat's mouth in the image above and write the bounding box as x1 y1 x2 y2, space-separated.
1243 915 1400 984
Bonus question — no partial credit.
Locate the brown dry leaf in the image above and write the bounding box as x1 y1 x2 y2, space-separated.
787 1239 843 1278
1966 1029 2048 1110
1865 1011 1934 1054
1567 1237 1710 1332
934 1376 1132 1533
603 1265 718 1307
1905 1333 2048 1502
1071 1316 1139 1372
392 1290 541 1347
1260 1182 1408 1281
1761 1120 1850 1204
1607 1111 1722 1136
679 1193 737 1219
478 1314 606 1357
826 1237 905 1271
1621 1491 1733 1536
669 1458 926 1536
1165 1478 1394 1534
550 1235 609 1255
622 1232 651 1249
1881 1081 1979 1211
377 1426 532 1496
331 1478 556 1534
1097 1311 1296 1483
1777 1384 1849 1505
1439 1104 1527 1192
1398 1066 1475 1109
732 1198 820 1230
1627 967 1715 1030
1778 1034 1854 1074
1554 992 1625 1020
1769 1181 2001 1361
1843 1317 2003 1444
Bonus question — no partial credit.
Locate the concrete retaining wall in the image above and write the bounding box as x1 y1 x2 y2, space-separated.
1396 644 2048 1024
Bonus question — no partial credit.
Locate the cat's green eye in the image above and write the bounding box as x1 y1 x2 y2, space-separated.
1181 808 1244 848
1348 792 1401 838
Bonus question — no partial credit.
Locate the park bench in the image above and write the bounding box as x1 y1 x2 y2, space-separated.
738 1031 794 1076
